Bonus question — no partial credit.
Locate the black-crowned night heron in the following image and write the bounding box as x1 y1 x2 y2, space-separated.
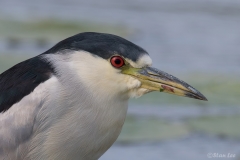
0 32 207 160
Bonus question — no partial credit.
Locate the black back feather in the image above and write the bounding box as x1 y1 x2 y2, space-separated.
0 56 54 112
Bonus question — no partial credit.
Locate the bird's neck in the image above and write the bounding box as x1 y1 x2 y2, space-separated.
31 75 129 160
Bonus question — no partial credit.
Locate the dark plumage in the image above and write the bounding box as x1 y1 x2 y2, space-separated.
0 57 54 112
43 32 148 61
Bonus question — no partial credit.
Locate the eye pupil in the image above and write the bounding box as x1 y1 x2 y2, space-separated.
110 56 125 68
115 59 121 64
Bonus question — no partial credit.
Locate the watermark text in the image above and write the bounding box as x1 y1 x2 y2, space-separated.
207 153 236 158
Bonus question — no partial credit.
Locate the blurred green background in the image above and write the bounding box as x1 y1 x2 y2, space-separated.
0 0 240 159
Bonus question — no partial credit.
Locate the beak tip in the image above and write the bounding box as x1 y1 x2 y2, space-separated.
198 97 208 101
201 96 208 101
197 91 208 101
185 91 208 101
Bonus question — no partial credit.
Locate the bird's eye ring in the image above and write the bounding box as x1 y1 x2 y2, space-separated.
110 56 125 68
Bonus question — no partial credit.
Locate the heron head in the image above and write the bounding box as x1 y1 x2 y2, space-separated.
44 32 207 101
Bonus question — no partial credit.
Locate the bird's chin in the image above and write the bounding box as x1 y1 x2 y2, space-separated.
128 88 152 98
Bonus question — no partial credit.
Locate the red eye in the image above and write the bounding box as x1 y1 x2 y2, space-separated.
110 56 125 68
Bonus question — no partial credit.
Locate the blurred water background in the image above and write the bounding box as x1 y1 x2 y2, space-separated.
0 0 240 159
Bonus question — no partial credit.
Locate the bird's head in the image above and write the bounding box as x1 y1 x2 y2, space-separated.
44 32 207 101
